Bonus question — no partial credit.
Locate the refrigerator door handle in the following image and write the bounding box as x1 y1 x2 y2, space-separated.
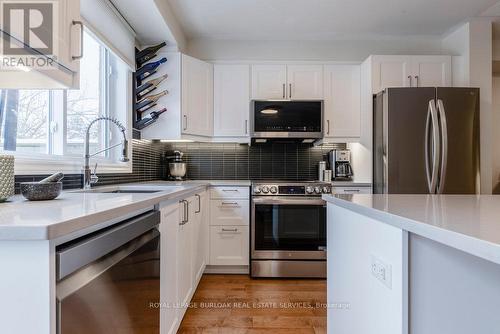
425 100 440 193
436 99 448 194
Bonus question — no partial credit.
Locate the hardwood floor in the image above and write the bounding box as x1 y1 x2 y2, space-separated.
178 274 327 333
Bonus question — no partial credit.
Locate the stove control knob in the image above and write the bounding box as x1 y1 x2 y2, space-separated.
306 186 314 194
254 186 262 194
322 186 331 194
314 186 321 194
270 186 278 194
262 186 270 194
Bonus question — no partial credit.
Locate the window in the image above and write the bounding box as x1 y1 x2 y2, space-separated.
0 30 131 171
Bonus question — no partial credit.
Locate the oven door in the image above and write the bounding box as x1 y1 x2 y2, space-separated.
251 197 326 260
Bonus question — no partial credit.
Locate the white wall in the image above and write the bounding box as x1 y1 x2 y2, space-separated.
187 38 443 62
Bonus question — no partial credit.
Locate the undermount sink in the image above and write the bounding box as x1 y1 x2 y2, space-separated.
102 190 162 194
74 185 184 194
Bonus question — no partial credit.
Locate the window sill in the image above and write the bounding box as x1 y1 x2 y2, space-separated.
10 153 132 175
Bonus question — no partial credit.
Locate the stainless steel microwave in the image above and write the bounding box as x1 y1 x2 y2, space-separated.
250 100 323 139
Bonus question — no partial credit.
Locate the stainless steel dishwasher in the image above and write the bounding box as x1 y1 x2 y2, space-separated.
56 210 161 334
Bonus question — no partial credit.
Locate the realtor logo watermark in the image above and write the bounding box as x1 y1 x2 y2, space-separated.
0 0 59 70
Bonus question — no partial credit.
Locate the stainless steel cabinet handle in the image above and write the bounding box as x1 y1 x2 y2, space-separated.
282 84 285 98
195 194 201 213
221 228 238 232
327 120 330 135
408 75 412 87
343 189 360 192
221 201 239 206
436 99 448 194
222 189 239 192
415 75 419 87
72 21 84 60
186 201 189 223
179 200 187 225
183 115 187 130
289 83 292 99
245 120 248 134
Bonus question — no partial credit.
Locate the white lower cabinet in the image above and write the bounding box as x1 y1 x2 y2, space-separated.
208 186 250 270
210 226 249 265
159 202 180 334
159 189 208 334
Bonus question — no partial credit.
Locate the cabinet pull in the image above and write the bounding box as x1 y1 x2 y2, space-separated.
327 120 330 135
221 201 239 206
289 83 292 99
179 200 187 225
72 21 84 60
245 120 248 134
222 189 239 192
183 115 187 130
343 189 361 193
408 75 412 87
195 194 201 213
221 228 238 232
415 75 419 87
282 84 285 99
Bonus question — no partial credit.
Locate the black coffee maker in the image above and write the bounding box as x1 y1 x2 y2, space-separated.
328 150 353 181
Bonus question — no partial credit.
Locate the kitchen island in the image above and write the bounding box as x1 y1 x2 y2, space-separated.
324 194 500 334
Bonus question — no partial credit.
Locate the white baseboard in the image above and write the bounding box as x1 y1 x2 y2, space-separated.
204 265 249 274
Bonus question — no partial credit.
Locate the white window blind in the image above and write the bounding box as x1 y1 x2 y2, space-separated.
81 0 136 69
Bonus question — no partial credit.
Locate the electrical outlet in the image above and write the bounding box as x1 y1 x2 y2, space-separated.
371 255 392 289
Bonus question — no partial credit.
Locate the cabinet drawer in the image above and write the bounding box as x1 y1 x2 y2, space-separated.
332 187 372 194
209 226 249 266
210 200 249 226
210 186 249 199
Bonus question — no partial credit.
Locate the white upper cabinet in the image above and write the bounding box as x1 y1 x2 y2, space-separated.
411 56 452 87
371 55 452 93
251 64 324 100
324 65 361 138
0 0 81 89
214 64 250 137
182 54 214 137
251 65 287 99
287 65 324 100
371 55 413 93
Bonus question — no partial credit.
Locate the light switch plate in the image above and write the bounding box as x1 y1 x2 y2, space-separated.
371 254 392 289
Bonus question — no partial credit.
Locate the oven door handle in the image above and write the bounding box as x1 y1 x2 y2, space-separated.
252 197 325 206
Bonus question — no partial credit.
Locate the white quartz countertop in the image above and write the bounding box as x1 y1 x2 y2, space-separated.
0 182 216 241
323 194 500 265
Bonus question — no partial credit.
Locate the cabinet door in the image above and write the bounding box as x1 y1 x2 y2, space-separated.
251 65 287 99
214 64 250 137
210 226 249 265
160 203 180 334
411 56 452 87
371 56 412 93
182 55 214 136
287 65 324 100
192 192 208 282
177 199 193 313
323 65 361 138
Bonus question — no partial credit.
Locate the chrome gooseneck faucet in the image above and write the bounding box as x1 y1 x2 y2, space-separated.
83 116 129 189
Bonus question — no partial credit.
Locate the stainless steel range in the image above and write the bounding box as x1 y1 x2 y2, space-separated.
251 181 331 278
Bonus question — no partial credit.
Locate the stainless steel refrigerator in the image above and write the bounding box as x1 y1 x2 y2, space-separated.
373 87 480 194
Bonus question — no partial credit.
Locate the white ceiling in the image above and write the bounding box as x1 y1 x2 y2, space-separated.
166 0 500 41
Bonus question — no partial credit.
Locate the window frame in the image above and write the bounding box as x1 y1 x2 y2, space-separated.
1 28 132 176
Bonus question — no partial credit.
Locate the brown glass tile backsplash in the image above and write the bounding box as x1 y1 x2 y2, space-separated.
14 140 346 193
